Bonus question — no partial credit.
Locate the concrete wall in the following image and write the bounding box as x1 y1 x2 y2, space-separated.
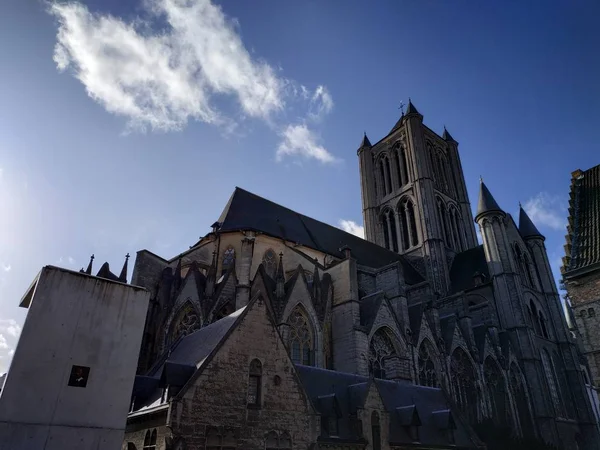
0 266 150 450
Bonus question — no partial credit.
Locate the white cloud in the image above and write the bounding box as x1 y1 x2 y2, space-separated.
8 349 14 358
2 264 10 272
523 193 567 231
58 256 76 267
339 220 365 239
308 85 333 122
0 320 21 339
0 335 8 350
276 124 338 164
50 0 337 164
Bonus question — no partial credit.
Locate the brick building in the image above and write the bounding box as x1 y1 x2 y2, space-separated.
123 102 598 450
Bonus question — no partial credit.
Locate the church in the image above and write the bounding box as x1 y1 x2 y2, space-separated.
122 102 599 450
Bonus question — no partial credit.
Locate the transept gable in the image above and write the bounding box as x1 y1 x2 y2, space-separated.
208 268 237 321
440 314 457 353
280 270 321 333
416 310 437 350
365 297 405 350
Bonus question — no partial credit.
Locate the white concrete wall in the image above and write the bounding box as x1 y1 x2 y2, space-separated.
0 266 150 450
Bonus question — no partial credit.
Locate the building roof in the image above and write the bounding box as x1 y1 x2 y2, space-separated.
563 164 600 275
518 206 544 239
405 99 420 116
475 181 503 220
442 127 456 143
295 365 475 448
216 188 423 283
359 133 372 148
449 245 490 293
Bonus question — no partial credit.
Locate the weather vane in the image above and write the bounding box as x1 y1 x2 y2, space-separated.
399 100 405 115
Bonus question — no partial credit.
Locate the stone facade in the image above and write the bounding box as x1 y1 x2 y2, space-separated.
121 103 598 450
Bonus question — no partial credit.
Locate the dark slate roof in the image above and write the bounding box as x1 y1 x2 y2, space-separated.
475 181 503 220
563 164 600 274
449 245 489 293
295 365 476 448
217 188 423 283
359 133 372 148
405 99 420 116
519 206 544 239
442 127 456 143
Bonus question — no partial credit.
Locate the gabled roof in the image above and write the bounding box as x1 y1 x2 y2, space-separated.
217 188 423 283
563 164 600 275
295 365 477 448
519 206 544 240
475 181 503 220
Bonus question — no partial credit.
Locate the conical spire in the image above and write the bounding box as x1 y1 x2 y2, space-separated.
475 180 503 220
85 254 94 275
519 205 544 240
359 132 372 149
405 99 421 116
442 126 457 143
275 252 285 299
119 253 130 283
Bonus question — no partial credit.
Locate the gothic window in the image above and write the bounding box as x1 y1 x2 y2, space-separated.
262 249 277 278
206 428 236 450
222 246 235 274
127 444 137 450
484 358 508 425
143 430 157 450
400 146 409 184
523 253 536 288
381 214 390 249
379 161 387 198
371 412 382 450
399 198 419 250
589 308 596 317
266 431 291 450
287 306 313 365
171 303 200 342
450 348 478 423
382 209 399 252
529 300 542 335
541 349 564 417
509 363 533 436
539 311 549 339
418 339 438 387
247 359 262 407
450 207 463 251
554 351 575 419
393 150 403 188
384 156 392 194
369 328 398 379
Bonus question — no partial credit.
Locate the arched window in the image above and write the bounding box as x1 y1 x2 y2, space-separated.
541 349 564 417
509 363 533 436
143 429 157 450
523 253 535 288
379 161 387 198
400 146 409 184
171 303 200 343
393 149 403 187
529 300 541 335
266 431 291 450
450 207 463 251
381 214 390 249
287 306 313 365
369 328 398 379
450 348 478 423
589 308 596 317
399 198 419 250
418 339 438 387
262 249 277 278
539 311 549 339
484 358 508 426
127 444 137 450
371 412 381 450
384 156 392 194
222 246 235 274
382 209 399 252
247 359 262 407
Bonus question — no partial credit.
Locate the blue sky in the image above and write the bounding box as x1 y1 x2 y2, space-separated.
0 0 599 371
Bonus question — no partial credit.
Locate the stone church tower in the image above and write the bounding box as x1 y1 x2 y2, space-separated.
359 100 478 294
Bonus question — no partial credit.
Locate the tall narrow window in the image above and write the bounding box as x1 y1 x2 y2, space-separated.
450 348 478 423
222 246 235 272
262 249 277 278
279 433 292 449
541 349 564 417
384 157 392 194
247 359 262 407
438 201 450 246
418 339 438 387
399 202 410 250
484 358 508 425
143 430 157 450
539 312 549 339
387 210 399 252
288 307 313 365
265 431 279 450
371 412 381 450
382 214 390 249
394 150 403 187
524 253 536 288
379 162 387 197
529 300 541 335
400 146 409 184
407 201 418 247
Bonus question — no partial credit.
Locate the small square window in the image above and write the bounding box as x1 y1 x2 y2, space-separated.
68 365 90 388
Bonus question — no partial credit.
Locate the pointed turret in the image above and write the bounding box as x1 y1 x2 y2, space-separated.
359 132 372 149
275 252 285 299
405 99 421 116
475 180 504 221
85 254 94 275
442 126 457 143
519 205 544 240
118 253 130 283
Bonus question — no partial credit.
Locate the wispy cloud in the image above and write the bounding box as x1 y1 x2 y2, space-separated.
50 0 337 164
523 193 567 231
1 264 10 272
58 256 76 267
277 124 338 164
339 220 365 239
0 335 8 350
0 320 22 339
